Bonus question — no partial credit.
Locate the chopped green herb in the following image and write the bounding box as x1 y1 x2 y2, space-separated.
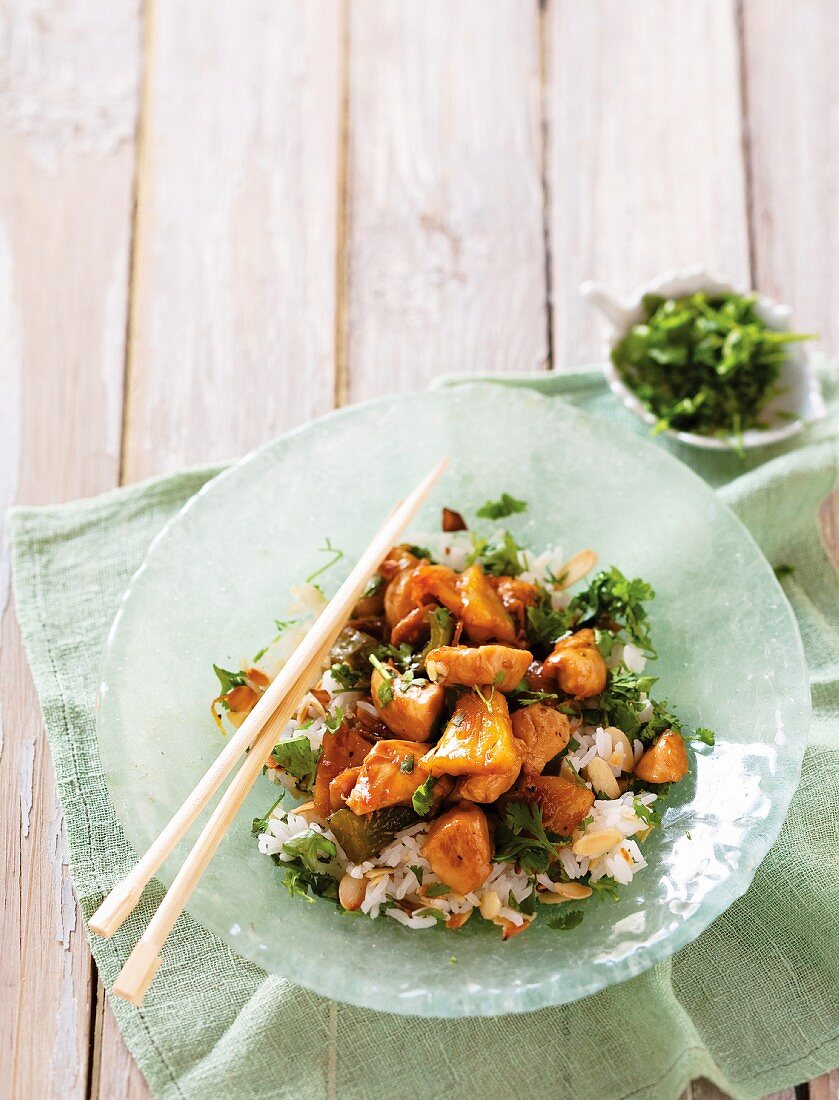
400 754 415 774
270 736 321 792
611 290 814 441
689 726 716 746
588 876 621 900
410 864 425 885
493 670 506 686
632 798 661 829
427 606 455 650
424 882 450 898
253 645 268 663
468 530 523 576
369 653 395 706
251 794 285 837
213 664 247 696
274 617 298 634
324 707 345 735
413 906 447 923
495 801 565 875
412 775 437 816
330 662 362 690
305 537 345 585
282 828 337 874
525 588 575 647
363 572 385 597
571 567 656 655
449 956 458 964
473 684 493 711
547 909 585 931
476 493 528 520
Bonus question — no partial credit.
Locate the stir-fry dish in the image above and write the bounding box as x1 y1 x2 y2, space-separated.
212 495 714 937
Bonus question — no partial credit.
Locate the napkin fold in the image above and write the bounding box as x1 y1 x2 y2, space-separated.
9 369 839 1100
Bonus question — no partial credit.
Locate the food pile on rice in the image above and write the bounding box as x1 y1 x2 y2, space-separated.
212 495 713 938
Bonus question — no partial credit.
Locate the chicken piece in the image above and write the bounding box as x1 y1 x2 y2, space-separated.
390 605 430 648
421 802 493 894
382 549 422 628
457 564 516 644
313 723 375 817
420 688 518 777
523 659 556 695
514 773 595 836
442 507 467 532
544 627 607 699
425 644 532 692
345 739 431 814
455 737 525 802
412 563 464 616
371 667 446 741
490 576 539 632
329 766 362 811
634 729 689 784
511 704 573 774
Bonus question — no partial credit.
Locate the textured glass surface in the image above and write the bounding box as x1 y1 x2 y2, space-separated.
97 385 809 1017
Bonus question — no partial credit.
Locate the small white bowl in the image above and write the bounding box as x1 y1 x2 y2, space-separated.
581 266 826 451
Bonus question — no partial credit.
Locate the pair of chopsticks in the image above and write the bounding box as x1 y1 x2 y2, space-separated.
90 457 448 1005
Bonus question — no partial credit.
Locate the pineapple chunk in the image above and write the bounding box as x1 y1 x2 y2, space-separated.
421 688 518 777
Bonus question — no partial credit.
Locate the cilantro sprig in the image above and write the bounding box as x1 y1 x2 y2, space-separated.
476 493 527 520
495 801 566 875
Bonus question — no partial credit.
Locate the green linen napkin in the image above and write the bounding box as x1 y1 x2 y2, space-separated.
9 369 839 1100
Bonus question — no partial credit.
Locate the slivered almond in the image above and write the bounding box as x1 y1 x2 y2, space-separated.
557 549 597 589
293 800 321 824
572 828 623 857
585 757 621 799
338 874 367 911
540 882 593 903
479 890 502 920
605 726 634 773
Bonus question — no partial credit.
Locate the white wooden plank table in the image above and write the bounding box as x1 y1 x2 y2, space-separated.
1 2 836 1097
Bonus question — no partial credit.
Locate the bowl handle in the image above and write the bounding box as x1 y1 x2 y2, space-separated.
580 280 632 331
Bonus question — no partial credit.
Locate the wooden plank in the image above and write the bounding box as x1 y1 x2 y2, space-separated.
812 1072 839 1100
122 0 341 482
683 1081 795 1100
344 0 547 400
101 2 343 1094
546 0 751 369
0 2 140 1097
742 0 839 564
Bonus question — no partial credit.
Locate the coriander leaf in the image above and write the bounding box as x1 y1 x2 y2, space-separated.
588 876 621 900
324 706 345 734
427 606 455 651
689 726 716 746
632 798 660 829
363 572 385 597
330 662 362 690
410 864 425 885
467 530 523 576
570 567 656 655
251 793 285 837
271 735 321 792
305 537 345 585
213 664 247 695
369 653 395 705
282 864 339 902
413 906 447 923
525 590 575 647
547 909 584 931
412 776 437 816
274 617 298 633
282 827 337 873
400 754 415 774
495 801 565 875
424 882 450 898
476 493 528 520
406 544 434 561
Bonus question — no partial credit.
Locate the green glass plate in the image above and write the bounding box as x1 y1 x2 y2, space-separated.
97 385 809 1017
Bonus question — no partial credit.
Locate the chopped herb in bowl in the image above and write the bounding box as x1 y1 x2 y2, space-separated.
611 291 814 444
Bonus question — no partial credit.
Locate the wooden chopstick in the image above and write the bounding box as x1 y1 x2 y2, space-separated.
97 457 447 1000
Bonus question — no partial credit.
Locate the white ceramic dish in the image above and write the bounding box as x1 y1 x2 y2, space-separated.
581 266 826 451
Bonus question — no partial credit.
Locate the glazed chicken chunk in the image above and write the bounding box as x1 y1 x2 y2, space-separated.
544 627 607 699
371 666 446 741
420 802 493 895
345 739 432 815
511 703 573 774
425 643 532 693
634 729 689 784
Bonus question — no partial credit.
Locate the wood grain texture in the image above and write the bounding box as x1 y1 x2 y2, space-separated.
0 1 140 1097
122 0 341 482
812 1071 839 1100
685 1081 794 1100
344 0 547 400
545 0 751 368
742 0 839 565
